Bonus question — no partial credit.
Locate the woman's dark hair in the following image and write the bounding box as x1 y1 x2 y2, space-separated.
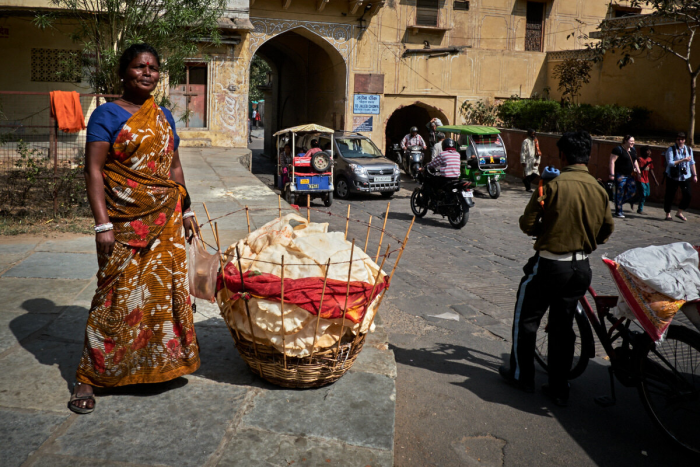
639 145 651 157
556 131 592 165
310 139 319 148
622 135 633 144
119 43 160 77
677 132 687 140
527 128 536 137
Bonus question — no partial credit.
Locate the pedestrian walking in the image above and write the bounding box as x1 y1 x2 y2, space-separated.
664 132 698 221
500 131 614 407
69 43 200 414
633 146 658 215
609 135 641 218
429 131 445 165
520 129 541 192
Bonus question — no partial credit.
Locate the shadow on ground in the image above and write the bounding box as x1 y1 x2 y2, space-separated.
390 341 697 466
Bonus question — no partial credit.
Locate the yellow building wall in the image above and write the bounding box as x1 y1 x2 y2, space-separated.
546 21 700 136
1 0 633 149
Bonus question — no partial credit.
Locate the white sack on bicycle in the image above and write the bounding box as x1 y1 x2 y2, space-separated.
615 242 700 301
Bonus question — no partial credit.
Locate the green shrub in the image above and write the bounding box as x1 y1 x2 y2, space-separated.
459 100 499 126
498 98 650 136
498 99 560 131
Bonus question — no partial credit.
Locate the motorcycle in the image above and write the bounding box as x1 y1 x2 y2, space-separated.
410 167 474 229
403 145 424 179
388 143 403 166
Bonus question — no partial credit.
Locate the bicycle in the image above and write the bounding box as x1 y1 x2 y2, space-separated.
535 286 700 455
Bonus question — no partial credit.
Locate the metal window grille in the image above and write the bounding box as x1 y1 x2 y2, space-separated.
525 2 545 52
453 1 469 11
416 0 439 27
30 49 82 83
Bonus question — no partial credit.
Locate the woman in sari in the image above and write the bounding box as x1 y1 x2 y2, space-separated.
69 43 200 414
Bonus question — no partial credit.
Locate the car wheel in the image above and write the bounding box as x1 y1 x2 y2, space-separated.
285 185 295 205
335 177 350 200
323 191 333 207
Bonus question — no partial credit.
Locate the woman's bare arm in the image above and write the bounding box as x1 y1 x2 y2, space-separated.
169 150 198 241
84 141 114 256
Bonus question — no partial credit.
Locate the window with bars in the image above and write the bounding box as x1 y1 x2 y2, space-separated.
416 0 439 27
525 2 545 52
31 49 82 83
453 1 469 11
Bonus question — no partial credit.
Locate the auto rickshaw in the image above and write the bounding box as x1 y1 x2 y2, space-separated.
436 125 508 199
274 124 334 207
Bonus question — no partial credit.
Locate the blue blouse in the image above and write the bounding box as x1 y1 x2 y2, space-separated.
86 102 180 150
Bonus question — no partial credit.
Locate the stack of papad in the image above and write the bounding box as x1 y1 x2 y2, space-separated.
216 213 387 357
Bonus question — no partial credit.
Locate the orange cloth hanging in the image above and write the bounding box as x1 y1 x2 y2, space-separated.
49 90 86 133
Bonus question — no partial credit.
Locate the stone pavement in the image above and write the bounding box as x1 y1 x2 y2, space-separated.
248 147 700 466
0 147 397 467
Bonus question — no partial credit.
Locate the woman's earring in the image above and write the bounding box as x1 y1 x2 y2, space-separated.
120 79 123 82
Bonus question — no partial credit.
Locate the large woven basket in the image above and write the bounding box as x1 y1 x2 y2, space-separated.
221 299 366 388
204 203 415 389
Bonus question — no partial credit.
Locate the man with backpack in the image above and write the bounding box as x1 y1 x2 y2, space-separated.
664 132 697 221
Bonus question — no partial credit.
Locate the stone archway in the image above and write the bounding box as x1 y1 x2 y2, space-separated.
248 19 350 155
384 102 450 155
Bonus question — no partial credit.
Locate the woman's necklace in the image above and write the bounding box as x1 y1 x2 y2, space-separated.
118 97 142 106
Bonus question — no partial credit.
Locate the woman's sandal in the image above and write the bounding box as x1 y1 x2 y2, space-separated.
676 213 687 222
68 383 95 414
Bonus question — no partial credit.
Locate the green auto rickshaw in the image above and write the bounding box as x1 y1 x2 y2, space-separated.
437 125 507 199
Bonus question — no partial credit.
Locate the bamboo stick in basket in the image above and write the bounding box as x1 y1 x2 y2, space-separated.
235 244 263 376
245 206 251 234
278 195 282 219
364 216 372 253
213 221 240 340
202 202 218 246
280 255 286 369
370 217 415 315
307 194 311 223
335 239 355 359
309 258 331 362
353 243 390 347
375 202 390 262
344 205 351 240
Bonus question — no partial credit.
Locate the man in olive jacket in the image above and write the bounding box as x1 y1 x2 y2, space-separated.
500 131 614 406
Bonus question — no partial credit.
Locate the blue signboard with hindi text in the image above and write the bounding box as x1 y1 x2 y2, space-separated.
353 94 380 115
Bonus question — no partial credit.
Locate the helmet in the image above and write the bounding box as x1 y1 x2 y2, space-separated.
410 126 418 133
443 138 456 149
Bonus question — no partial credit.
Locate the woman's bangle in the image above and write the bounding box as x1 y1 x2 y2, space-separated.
182 211 195 220
94 223 114 233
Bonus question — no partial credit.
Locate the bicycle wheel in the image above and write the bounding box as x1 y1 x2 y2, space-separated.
535 300 593 380
637 325 700 455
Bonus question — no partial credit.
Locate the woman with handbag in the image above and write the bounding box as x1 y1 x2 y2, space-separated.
68 43 200 414
609 135 641 218
664 132 698 221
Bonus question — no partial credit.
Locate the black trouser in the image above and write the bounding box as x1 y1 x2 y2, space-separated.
523 173 538 191
508 254 592 395
664 178 692 212
425 174 458 195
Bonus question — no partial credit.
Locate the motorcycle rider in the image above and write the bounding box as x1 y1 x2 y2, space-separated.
401 126 427 152
421 138 461 198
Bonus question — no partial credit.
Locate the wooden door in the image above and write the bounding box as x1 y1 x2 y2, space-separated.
170 65 207 128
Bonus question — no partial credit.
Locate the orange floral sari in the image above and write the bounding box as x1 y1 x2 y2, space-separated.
76 98 200 387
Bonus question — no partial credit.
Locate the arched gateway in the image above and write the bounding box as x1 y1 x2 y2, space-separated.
248 18 350 153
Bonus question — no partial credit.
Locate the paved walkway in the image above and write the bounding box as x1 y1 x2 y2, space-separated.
0 147 397 467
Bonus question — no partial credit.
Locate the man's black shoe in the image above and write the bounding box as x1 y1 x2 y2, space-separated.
541 384 569 407
498 366 534 393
